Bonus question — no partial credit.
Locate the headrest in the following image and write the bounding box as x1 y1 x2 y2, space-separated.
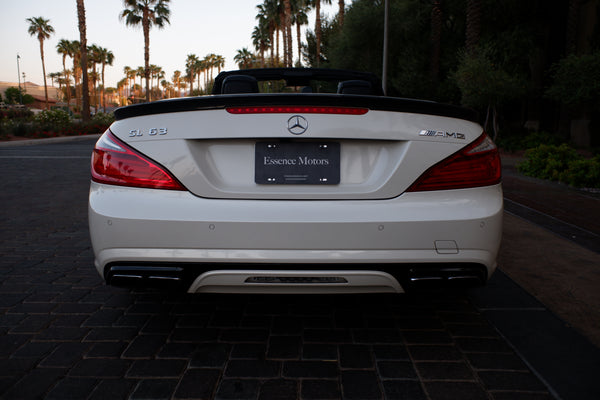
337 80 373 95
221 75 259 94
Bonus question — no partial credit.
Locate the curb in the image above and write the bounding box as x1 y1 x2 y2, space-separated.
0 134 101 148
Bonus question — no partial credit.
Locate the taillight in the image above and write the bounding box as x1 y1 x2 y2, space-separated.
91 131 185 191
226 106 368 115
407 132 501 192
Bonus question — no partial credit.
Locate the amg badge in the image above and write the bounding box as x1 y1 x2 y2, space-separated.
419 129 465 139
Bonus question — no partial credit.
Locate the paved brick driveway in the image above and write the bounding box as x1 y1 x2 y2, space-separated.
0 139 554 399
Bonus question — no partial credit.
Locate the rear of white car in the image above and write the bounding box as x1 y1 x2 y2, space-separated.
89 69 502 294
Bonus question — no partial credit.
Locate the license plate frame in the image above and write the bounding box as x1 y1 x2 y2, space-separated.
255 141 340 185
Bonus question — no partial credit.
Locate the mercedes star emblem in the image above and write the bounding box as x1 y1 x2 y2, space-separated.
287 115 308 135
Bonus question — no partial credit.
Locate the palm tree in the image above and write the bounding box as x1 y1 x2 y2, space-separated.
430 0 442 82
283 0 293 67
259 1 281 65
117 77 127 104
149 64 158 92
234 48 254 69
56 39 73 108
57 75 70 102
205 54 220 84
465 0 481 54
87 44 102 107
292 1 310 66
198 58 207 92
76 0 91 121
47 72 60 88
150 65 164 97
203 55 213 86
172 70 182 96
185 54 198 95
67 40 82 112
214 55 225 75
338 0 345 27
47 72 63 100
136 66 145 97
121 0 171 102
566 0 583 54
160 79 171 98
98 47 114 111
26 17 54 109
123 66 132 98
256 3 274 65
252 25 270 67
310 0 331 66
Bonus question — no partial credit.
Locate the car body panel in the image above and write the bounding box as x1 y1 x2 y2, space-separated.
89 181 502 293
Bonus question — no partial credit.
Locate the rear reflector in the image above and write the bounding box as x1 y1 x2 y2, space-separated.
226 106 368 115
91 130 186 191
407 132 501 192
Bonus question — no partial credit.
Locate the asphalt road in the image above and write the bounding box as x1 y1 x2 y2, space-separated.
0 138 597 400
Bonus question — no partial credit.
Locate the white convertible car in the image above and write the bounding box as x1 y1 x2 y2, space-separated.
89 68 502 293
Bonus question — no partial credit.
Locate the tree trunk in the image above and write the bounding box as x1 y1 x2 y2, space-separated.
339 0 345 27
73 59 81 112
315 1 322 66
77 0 90 122
566 0 583 54
39 40 49 110
101 63 106 112
466 0 481 54
296 21 302 66
276 27 280 64
143 8 151 102
270 27 275 66
284 0 293 67
63 56 71 110
430 0 442 82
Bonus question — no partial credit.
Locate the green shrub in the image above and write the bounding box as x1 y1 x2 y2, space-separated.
518 144 580 181
0 108 33 120
34 109 72 130
546 51 600 107
559 157 600 188
91 112 114 125
0 119 35 137
497 131 564 152
518 144 600 188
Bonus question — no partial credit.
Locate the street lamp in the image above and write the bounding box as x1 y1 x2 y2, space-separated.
16 54 23 104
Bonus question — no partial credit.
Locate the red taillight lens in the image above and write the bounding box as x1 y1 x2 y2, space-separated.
226 106 368 115
407 133 501 192
91 131 185 191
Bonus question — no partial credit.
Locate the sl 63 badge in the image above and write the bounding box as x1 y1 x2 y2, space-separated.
129 128 168 137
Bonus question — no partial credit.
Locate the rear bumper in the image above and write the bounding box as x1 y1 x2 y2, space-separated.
89 182 502 293
104 263 489 294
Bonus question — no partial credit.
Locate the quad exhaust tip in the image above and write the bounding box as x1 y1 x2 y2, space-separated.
106 266 186 288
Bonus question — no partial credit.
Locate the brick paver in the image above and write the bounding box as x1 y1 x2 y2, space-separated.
0 140 556 399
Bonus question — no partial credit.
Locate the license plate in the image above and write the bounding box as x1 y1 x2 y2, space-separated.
255 142 340 184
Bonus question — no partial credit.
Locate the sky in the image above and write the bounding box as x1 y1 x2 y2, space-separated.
0 0 341 89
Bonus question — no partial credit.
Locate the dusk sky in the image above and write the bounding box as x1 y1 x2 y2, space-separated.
0 0 340 89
